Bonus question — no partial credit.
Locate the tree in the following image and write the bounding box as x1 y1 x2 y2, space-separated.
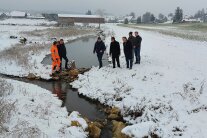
86 10 92 15
129 12 135 19
95 9 106 17
157 13 168 23
150 14 155 22
136 16 141 24
168 13 174 20
173 7 183 23
158 13 165 20
194 8 206 21
124 18 129 24
142 12 152 23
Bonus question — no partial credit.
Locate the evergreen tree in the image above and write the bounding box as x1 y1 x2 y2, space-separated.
194 8 206 21
136 16 141 24
129 12 136 19
173 7 183 23
124 18 129 24
86 10 92 15
142 12 152 23
150 14 155 22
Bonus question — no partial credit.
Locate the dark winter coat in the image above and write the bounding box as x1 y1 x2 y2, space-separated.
123 40 133 59
128 36 136 46
134 35 142 48
93 41 106 55
110 41 120 57
58 44 67 57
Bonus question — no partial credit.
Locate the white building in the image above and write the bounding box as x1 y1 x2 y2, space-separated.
10 11 27 18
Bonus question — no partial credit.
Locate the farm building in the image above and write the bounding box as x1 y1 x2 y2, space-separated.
0 13 8 20
57 14 105 27
10 11 27 18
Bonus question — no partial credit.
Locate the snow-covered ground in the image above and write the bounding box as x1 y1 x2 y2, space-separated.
0 78 87 137
0 25 51 51
72 24 207 137
0 21 96 79
125 23 207 42
0 18 57 26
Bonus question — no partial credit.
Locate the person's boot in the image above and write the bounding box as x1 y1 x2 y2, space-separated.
65 62 69 70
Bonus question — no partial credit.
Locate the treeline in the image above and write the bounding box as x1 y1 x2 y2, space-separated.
124 7 207 24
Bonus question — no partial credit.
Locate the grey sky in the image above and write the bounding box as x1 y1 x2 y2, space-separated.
0 0 206 16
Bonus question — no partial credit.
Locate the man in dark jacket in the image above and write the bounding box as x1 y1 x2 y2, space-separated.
122 37 133 69
110 37 120 68
134 31 142 64
128 32 135 61
93 37 106 68
58 39 69 70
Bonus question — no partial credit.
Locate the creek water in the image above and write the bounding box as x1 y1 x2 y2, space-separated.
2 37 112 137
42 37 108 68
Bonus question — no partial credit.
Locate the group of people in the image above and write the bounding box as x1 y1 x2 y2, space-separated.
93 31 142 69
50 31 142 75
50 39 69 75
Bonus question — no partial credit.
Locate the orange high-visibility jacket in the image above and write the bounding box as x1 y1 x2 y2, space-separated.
50 44 60 61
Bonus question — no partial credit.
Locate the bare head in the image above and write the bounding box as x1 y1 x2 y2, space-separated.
111 37 115 42
122 37 127 42
60 39 64 44
53 41 57 46
129 32 133 37
97 37 101 42
135 31 139 36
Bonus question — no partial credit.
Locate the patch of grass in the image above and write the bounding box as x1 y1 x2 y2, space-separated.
119 23 207 41
22 27 95 39
0 79 15 134
0 43 50 70
0 27 96 72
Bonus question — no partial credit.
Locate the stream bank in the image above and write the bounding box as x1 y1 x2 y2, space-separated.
0 36 130 138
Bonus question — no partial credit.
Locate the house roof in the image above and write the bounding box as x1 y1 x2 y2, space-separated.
58 14 102 18
10 11 26 17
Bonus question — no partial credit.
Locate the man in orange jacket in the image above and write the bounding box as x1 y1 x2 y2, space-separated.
50 41 61 75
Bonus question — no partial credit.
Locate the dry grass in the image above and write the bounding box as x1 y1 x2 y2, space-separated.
0 79 15 134
0 27 96 71
0 43 50 70
22 27 95 39
120 24 207 42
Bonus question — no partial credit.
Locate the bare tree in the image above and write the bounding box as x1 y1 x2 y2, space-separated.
95 9 106 17
129 12 136 19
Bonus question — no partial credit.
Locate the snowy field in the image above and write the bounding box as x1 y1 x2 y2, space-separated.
72 24 207 137
0 25 51 51
0 21 96 79
0 78 87 137
122 23 207 42
0 18 57 26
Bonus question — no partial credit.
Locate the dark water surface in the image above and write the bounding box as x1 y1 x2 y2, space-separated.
42 37 108 68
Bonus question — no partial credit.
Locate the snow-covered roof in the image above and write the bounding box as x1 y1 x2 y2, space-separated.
27 15 45 19
182 18 201 22
58 14 101 18
10 11 26 17
124 16 133 21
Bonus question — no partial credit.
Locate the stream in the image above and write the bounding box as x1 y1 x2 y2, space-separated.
1 37 112 138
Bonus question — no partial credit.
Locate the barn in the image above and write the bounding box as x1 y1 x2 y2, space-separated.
57 14 105 27
10 11 27 18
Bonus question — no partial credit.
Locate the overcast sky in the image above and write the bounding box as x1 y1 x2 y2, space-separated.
0 0 206 16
